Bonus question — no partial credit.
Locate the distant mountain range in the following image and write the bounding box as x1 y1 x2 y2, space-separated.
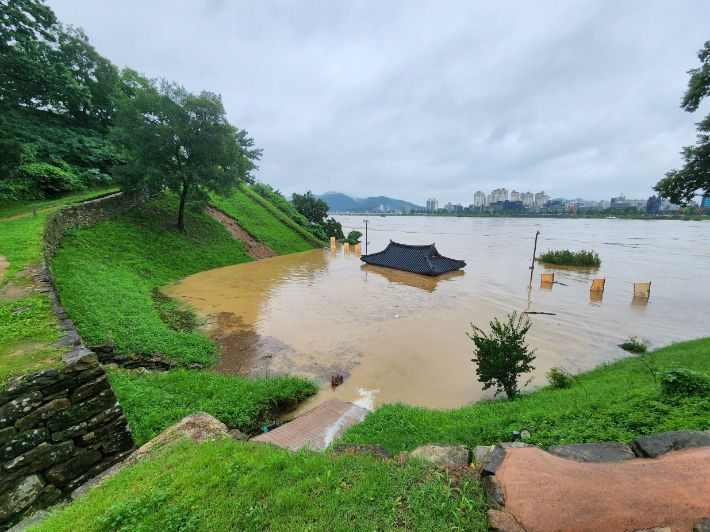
316 192 425 212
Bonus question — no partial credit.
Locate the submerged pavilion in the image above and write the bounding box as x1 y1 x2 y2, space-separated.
360 240 466 276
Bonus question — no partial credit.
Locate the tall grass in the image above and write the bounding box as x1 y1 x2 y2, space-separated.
340 338 710 455
108 369 319 445
537 248 601 267
26 437 488 531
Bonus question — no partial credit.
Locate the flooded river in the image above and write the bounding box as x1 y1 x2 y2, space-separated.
165 217 710 414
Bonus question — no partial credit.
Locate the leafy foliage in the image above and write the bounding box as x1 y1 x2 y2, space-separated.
468 311 536 399
659 366 710 398
654 40 710 205
108 369 318 445
343 230 362 245
537 249 601 267
322 217 344 239
618 336 651 354
111 81 262 232
291 190 329 224
546 367 573 389
250 182 327 241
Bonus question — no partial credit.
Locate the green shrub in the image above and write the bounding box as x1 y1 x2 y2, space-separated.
343 230 362 245
659 366 710 398
546 367 573 389
468 311 536 399
619 336 650 354
537 249 601 267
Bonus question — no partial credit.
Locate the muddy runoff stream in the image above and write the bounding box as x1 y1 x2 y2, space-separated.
165 216 710 416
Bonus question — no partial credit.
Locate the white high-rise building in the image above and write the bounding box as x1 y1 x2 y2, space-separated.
426 198 439 211
534 191 549 208
520 192 534 207
510 191 520 202
473 191 487 206
490 188 509 203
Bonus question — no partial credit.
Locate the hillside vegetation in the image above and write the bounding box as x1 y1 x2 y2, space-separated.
340 338 710 455
52 190 318 365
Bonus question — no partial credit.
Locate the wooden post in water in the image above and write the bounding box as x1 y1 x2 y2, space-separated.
354 244 361 256
344 242 350 254
330 236 336 248
529 231 540 287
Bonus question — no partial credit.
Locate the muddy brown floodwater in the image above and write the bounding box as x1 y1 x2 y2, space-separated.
165 217 710 416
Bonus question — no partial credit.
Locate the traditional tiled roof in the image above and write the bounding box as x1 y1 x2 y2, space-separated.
360 240 466 276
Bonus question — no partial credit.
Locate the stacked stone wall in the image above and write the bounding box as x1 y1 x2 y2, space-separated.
0 349 135 528
42 190 150 265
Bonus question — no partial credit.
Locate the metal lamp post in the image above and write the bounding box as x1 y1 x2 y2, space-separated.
363 220 369 255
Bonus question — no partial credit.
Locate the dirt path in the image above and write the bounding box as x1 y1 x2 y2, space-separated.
0 255 9 284
205 205 278 260
0 206 57 223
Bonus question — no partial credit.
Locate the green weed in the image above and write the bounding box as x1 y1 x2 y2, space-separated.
537 249 601 267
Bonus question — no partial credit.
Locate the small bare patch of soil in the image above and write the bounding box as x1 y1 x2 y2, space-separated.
0 255 9 284
205 205 278 260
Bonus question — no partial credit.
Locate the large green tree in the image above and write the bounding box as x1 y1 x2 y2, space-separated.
654 41 710 205
291 190 329 224
111 80 262 232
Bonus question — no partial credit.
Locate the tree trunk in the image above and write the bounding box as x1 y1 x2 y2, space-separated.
177 181 190 233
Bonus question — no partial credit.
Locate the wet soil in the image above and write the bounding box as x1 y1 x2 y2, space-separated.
205 205 278 260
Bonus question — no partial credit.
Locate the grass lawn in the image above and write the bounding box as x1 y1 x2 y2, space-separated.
340 338 710 455
108 369 319 446
0 212 50 286
25 436 488 532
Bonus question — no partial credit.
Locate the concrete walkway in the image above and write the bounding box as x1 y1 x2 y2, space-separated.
251 399 368 451
494 445 710 532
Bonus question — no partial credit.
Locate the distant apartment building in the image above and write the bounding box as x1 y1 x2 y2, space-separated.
701 196 710 210
520 192 534 207
534 191 549 209
490 188 509 203
445 202 454 213
402 204 412 214
426 198 438 211
510 191 520 202
473 191 487 206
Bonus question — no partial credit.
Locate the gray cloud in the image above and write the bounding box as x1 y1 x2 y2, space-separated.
51 0 710 204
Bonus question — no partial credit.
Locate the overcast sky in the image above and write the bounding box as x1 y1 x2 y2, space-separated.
50 0 710 205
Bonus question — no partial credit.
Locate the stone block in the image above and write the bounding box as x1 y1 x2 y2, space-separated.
61 348 98 373
3 443 52 472
631 430 710 458
101 423 134 454
12 484 62 525
40 367 104 397
3 371 62 400
0 393 43 430
0 428 17 446
474 445 494 471
70 377 110 404
6 509 51 532
0 468 28 497
228 429 249 441
44 449 102 488
0 475 45 521
410 443 471 466
486 509 526 532
14 399 70 432
47 389 117 432
481 445 506 476
51 423 87 443
332 444 392 460
694 518 710 532
483 475 505 510
26 442 74 474
87 403 122 428
0 428 50 462
546 442 635 463
51 330 81 347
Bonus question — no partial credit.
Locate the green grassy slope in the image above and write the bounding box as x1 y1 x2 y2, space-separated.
108 369 319 445
211 187 321 253
340 338 710 455
26 437 487 532
52 193 251 365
